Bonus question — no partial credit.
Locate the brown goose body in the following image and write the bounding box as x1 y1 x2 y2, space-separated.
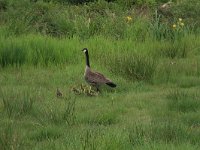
82 48 116 91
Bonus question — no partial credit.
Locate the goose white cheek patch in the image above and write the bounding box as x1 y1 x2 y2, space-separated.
83 49 87 53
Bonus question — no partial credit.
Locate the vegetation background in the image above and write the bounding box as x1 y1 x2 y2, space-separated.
0 0 200 149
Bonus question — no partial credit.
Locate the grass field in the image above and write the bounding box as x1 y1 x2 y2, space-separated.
0 34 200 149
0 65 200 149
1 0 200 149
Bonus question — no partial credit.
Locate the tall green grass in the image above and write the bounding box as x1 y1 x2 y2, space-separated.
0 34 82 67
0 31 200 83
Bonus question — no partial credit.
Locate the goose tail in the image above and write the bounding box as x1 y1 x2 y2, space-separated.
106 82 117 88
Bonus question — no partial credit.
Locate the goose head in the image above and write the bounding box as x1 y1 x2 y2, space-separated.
82 48 88 53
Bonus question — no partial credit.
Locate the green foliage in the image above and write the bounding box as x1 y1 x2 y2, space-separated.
63 97 76 126
39 98 77 125
0 122 23 150
6 1 76 37
83 111 117 125
135 0 156 6
171 0 200 28
167 89 200 113
109 52 156 81
0 0 7 11
0 0 198 39
157 41 188 59
0 40 27 67
0 1 200 150
125 18 149 41
117 0 157 8
128 121 188 146
53 0 95 4
0 34 82 67
1 88 34 118
0 31 200 82
30 126 62 141
1 65 200 149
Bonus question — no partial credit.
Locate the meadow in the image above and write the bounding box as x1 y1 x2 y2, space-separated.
0 0 200 149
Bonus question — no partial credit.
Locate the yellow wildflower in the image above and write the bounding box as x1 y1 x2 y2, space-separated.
179 18 183 22
172 24 176 28
180 22 184 26
126 16 132 22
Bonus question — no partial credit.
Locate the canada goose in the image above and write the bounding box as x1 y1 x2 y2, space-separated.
82 48 116 91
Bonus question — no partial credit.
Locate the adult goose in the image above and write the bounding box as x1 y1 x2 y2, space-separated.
82 48 116 91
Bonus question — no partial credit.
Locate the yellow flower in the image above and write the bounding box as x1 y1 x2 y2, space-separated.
172 24 176 28
126 16 132 22
179 18 183 22
180 22 184 26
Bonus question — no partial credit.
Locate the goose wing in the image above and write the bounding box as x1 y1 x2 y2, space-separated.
87 71 111 84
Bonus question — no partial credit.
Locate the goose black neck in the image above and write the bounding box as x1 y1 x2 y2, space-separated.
85 51 90 67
